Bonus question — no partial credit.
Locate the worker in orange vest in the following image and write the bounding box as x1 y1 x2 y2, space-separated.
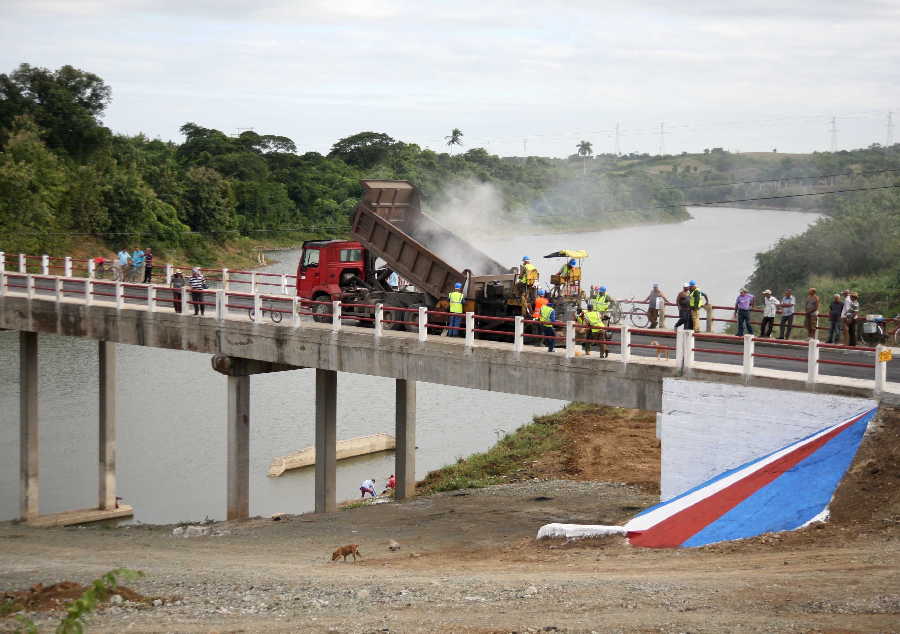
531 289 548 346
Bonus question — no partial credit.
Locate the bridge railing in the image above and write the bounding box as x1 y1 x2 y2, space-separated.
0 263 895 394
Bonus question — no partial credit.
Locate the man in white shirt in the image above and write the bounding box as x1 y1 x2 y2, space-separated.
778 289 796 339
359 479 377 498
760 289 779 337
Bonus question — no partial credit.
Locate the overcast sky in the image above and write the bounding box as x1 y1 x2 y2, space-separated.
2 0 899 157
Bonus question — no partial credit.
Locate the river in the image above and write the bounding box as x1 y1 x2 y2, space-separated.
0 206 818 523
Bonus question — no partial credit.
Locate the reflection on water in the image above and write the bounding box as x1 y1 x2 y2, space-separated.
0 206 817 523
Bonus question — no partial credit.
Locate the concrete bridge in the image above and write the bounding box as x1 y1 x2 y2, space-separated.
2 262 897 528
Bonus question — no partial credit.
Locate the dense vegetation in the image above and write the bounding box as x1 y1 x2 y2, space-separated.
0 63 686 265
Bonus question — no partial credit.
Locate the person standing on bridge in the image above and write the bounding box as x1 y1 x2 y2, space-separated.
115 248 130 282
674 282 691 330
644 283 669 329
591 285 612 318
734 288 755 336
778 289 796 339
448 282 464 337
130 247 145 283
844 292 860 347
518 256 539 296
143 247 154 283
539 299 558 352
171 271 185 313
760 290 779 337
532 289 549 345
688 281 704 331
804 288 820 340
576 306 603 355
189 268 208 316
827 293 844 343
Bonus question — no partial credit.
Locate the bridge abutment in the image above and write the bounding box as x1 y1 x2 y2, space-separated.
315 369 337 513
226 375 250 520
19 331 38 520
394 379 416 500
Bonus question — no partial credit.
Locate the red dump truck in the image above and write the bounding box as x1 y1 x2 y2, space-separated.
296 179 523 330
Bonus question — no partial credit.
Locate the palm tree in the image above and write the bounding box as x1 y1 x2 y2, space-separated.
576 140 593 174
446 128 464 154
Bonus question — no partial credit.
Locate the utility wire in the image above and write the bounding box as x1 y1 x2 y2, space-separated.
5 183 899 238
658 167 900 191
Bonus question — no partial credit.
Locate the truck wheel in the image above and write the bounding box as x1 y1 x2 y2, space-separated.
312 295 331 323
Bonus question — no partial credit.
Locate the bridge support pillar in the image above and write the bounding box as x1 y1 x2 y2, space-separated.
98 341 117 510
226 375 250 520
394 379 416 500
315 369 337 513
20 331 39 520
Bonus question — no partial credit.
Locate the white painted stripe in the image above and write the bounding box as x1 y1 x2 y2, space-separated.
624 410 866 532
536 523 626 540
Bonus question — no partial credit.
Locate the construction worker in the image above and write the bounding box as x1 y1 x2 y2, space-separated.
531 288 549 346
518 256 539 287
448 282 464 337
688 280 705 331
576 306 604 356
539 298 558 352
592 285 611 316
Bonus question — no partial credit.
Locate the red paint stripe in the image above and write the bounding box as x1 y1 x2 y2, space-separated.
628 414 864 548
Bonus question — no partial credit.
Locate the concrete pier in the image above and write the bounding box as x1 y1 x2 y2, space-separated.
227 375 250 520
19 331 39 520
315 369 337 513
98 341 117 510
394 379 416 500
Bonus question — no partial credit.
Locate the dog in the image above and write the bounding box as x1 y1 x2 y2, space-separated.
651 340 670 360
331 544 362 562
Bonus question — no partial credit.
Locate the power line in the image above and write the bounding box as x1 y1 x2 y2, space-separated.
660 167 900 191
8 184 898 238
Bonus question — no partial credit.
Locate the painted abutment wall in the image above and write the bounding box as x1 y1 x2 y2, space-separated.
659 378 876 501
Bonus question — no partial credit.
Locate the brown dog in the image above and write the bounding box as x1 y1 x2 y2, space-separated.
331 544 362 562
651 340 670 360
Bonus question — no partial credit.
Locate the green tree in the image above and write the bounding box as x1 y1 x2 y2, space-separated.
576 140 593 175
182 166 238 238
0 63 112 159
328 132 396 169
445 128 464 154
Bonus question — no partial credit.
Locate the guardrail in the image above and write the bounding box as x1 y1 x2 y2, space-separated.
1 267 895 395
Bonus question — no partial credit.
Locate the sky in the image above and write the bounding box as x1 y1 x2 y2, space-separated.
2 0 899 157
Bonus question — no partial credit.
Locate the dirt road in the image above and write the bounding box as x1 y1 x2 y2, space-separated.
2 408 897 633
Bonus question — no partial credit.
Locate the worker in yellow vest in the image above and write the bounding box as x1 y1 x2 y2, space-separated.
539 299 558 352
688 280 705 331
448 282 464 337
519 256 539 286
592 285 611 315
576 307 604 356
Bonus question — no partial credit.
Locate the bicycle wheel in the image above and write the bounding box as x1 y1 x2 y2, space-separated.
630 307 650 328
607 300 623 325
270 307 283 323
247 307 255 321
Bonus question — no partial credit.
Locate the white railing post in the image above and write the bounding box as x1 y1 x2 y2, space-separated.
0 251 5 274
85 279 93 306
291 297 300 328
807 338 819 385
64 256 72 278
742 334 755 382
418 306 428 342
874 345 888 394
374 303 384 338
40 255 49 275
215 290 225 322
620 323 631 363
465 312 475 349
54 277 62 302
25 274 34 299
18 253 26 273
565 320 575 359
165 264 174 285
221 268 229 291
675 326 684 370
181 286 190 314
252 293 262 322
115 281 124 310
0 270 5 297
280 274 287 295
514 315 524 353
683 330 695 372
87 258 96 279
332 300 341 331
250 272 257 294
148 286 157 312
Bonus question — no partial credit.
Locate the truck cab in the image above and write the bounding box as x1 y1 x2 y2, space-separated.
295 240 366 300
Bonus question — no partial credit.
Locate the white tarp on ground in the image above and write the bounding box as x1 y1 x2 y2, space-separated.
536 523 626 540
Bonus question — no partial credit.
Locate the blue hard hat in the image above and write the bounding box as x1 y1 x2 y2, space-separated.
454 282 462 289
599 285 606 292
522 255 530 261
689 280 697 286
569 259 577 266
537 289 545 296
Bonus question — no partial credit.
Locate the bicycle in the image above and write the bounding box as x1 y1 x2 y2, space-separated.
248 298 284 323
623 300 651 328
605 298 624 326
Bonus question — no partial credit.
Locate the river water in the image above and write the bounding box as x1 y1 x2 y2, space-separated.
0 206 818 523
